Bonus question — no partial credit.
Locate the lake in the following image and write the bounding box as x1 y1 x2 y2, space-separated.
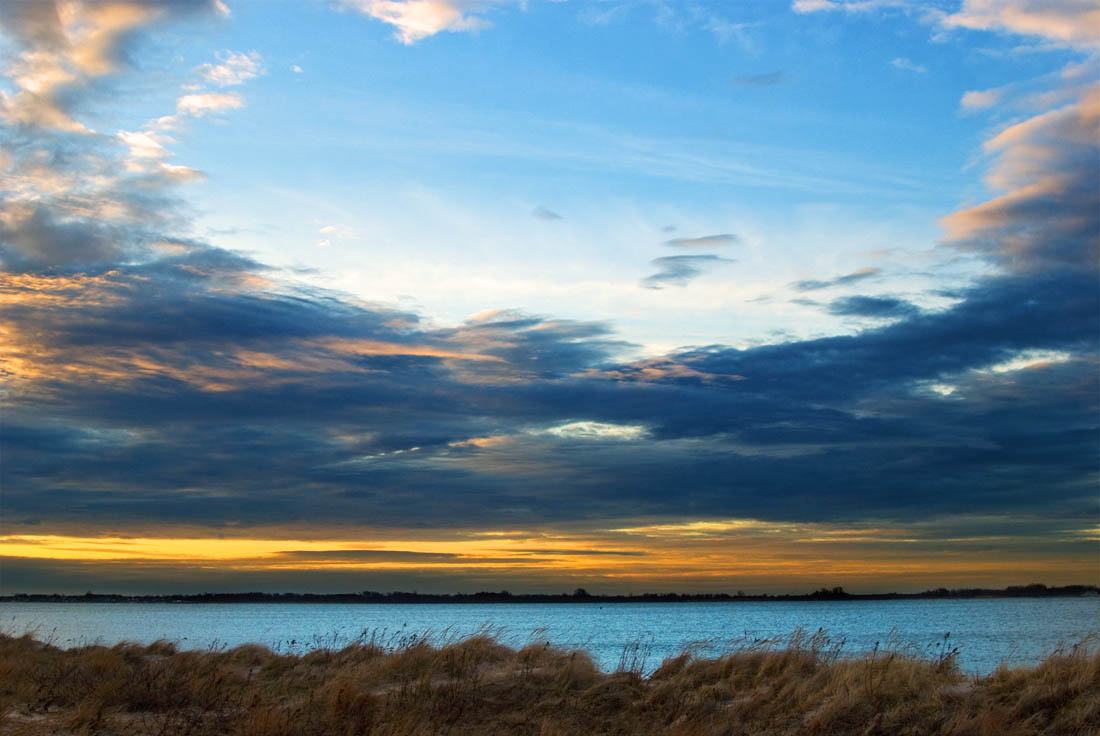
2 598 1096 675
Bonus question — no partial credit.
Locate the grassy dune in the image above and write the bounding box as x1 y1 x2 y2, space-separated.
1 629 1097 735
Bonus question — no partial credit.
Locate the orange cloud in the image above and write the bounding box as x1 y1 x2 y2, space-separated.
941 83 1099 272
942 0 1100 48
0 1 160 132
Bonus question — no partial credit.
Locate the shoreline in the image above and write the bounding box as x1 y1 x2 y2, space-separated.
4 580 1095 607
4 583 1098 605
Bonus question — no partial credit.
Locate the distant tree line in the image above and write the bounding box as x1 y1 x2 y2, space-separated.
2 583 1097 604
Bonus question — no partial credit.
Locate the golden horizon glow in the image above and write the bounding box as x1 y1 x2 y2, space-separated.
2 514 1093 589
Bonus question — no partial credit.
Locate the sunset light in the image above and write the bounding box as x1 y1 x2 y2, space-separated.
0 0 1096 599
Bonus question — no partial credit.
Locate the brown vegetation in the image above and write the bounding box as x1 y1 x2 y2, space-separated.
0 628 1096 735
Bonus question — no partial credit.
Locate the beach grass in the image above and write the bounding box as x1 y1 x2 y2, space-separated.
1 628 1096 735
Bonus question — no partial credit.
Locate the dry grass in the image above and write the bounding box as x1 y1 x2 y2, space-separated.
0 628 1096 735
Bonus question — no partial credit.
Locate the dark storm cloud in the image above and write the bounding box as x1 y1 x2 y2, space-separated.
0 294 1095 530
2 271 1096 530
792 267 880 291
0 261 644 529
445 311 626 378
641 255 732 288
3 218 1096 535
672 270 1096 405
828 295 919 318
4 263 1094 530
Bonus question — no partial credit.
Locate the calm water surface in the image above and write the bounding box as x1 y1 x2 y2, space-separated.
3 599 1097 675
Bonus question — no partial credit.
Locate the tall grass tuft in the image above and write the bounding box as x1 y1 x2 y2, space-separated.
0 628 1095 734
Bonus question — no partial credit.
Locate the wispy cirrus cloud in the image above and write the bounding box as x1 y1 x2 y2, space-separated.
729 70 786 87
532 205 563 220
663 233 740 248
791 267 880 292
890 57 926 73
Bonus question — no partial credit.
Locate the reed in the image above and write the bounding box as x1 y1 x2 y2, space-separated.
0 628 1096 735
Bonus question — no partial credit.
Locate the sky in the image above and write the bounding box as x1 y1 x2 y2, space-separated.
0 0 1097 595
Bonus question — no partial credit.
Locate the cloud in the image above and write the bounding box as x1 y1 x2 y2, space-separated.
541 421 647 441
792 0 910 14
791 267 880 291
316 224 358 247
117 130 171 160
890 57 926 74
663 233 740 248
960 88 1003 111
729 71 786 87
792 0 838 12
341 0 515 44
508 549 647 557
795 0 1099 49
274 549 460 562
7 33 1091 532
196 50 263 86
941 0 1100 48
0 3 255 275
0 0 223 131
532 205 563 220
827 295 919 318
703 18 755 45
941 83 1099 273
1 0 1096 594
176 92 243 117
3 261 1095 538
641 255 733 289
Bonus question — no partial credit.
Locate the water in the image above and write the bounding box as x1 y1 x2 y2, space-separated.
2 598 1096 675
